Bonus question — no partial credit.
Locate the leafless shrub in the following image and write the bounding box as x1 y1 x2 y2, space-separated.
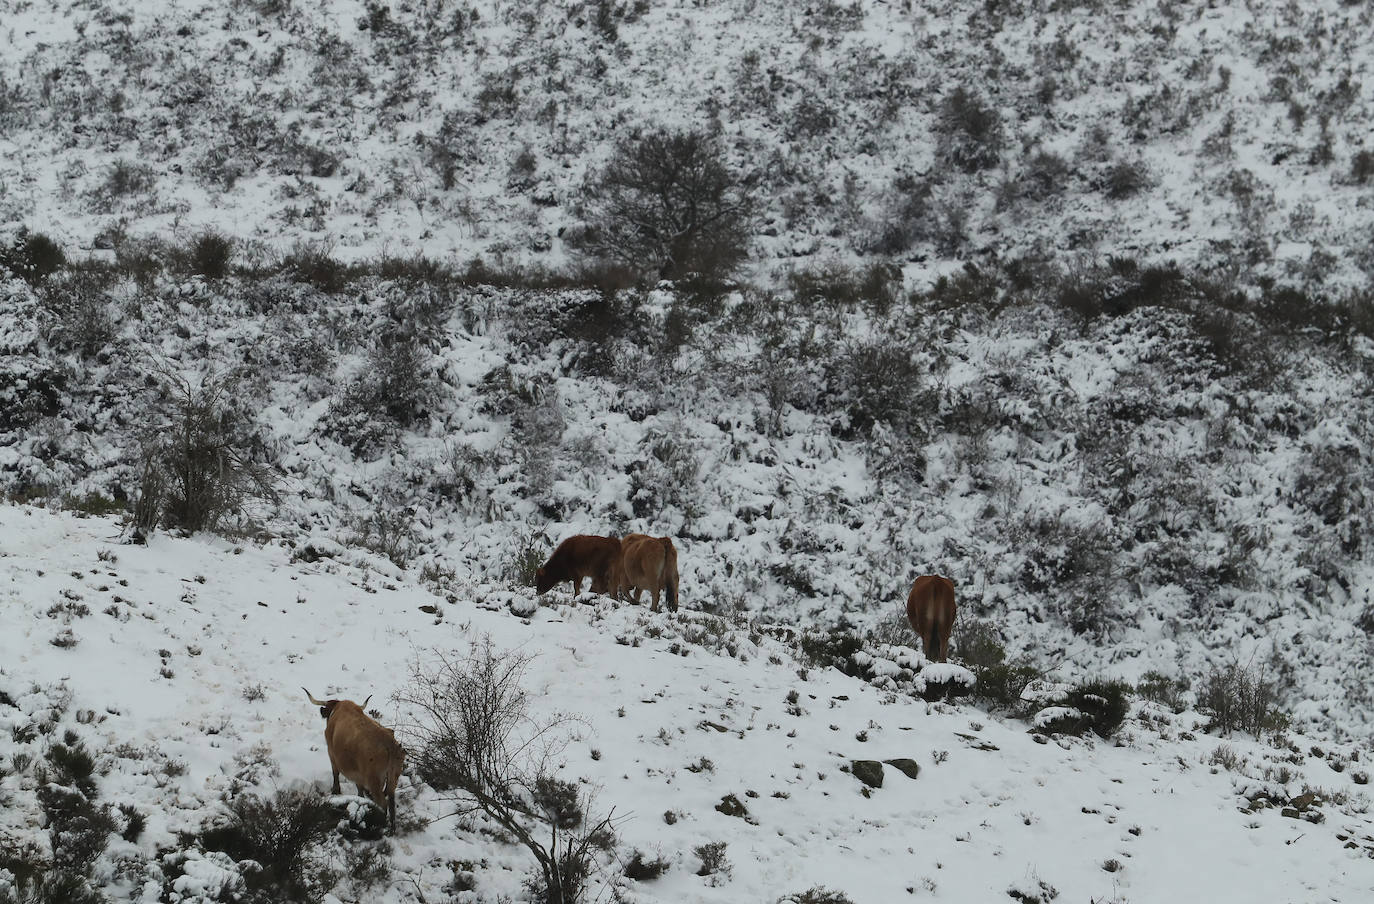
1198 657 1291 736
397 639 617 904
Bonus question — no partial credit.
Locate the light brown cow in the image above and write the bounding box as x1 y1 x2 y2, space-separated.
535 534 621 595
303 688 405 833
614 533 680 612
906 575 956 663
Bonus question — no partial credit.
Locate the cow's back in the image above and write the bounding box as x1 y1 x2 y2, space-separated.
327 704 399 784
551 534 619 575
621 534 664 585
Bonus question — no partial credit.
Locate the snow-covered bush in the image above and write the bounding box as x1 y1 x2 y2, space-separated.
325 326 438 458
627 427 702 521
38 783 115 876
192 789 340 903
936 87 1004 174
622 850 670 881
1034 680 1131 739
37 271 119 360
780 886 856 904
137 370 277 535
0 230 65 285
837 337 932 440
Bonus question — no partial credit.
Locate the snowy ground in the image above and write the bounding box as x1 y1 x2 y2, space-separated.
3 505 1372 902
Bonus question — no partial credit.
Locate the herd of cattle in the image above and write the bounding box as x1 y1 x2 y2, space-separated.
302 533 957 833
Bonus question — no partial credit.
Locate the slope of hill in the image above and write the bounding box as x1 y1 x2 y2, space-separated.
4 256 1374 737
2 0 1374 287
2 506 1372 903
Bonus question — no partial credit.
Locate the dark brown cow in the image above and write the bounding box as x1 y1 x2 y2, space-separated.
535 534 621 595
614 533 680 612
303 688 405 833
906 575 956 663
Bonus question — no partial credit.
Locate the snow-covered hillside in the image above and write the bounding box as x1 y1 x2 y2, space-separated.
2 506 1372 903
4 254 1374 737
3 0 1374 287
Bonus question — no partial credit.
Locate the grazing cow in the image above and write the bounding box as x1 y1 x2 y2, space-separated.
614 533 680 612
302 688 405 833
535 534 621 595
906 575 956 663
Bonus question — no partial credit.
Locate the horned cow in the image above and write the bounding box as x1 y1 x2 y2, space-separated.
906 575 956 663
303 688 405 833
535 534 621 595
614 533 680 612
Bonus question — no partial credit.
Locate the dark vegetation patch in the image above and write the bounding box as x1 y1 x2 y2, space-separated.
1036 680 1131 739
192 789 340 903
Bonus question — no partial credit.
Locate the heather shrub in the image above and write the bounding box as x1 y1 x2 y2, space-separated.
836 337 930 439
37 783 115 876
627 426 702 520
38 272 118 358
180 231 235 280
195 789 339 904
1103 158 1151 199
936 87 1004 173
1352 149 1374 185
1 230 66 285
780 887 856 904
1019 150 1072 201
1135 671 1189 712
787 261 902 318
694 841 731 878
870 173 933 254
281 245 352 293
623 850 670 881
1037 680 1131 738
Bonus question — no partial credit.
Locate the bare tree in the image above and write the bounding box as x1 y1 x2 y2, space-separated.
395 639 616 904
572 128 755 282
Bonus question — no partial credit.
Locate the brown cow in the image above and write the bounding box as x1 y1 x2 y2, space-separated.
614 533 680 612
906 575 956 663
303 688 405 833
536 534 621 595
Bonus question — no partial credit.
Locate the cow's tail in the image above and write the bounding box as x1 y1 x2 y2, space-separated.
928 623 942 664
661 538 679 611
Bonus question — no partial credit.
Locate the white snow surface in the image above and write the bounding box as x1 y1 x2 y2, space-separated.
2 505 1373 902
